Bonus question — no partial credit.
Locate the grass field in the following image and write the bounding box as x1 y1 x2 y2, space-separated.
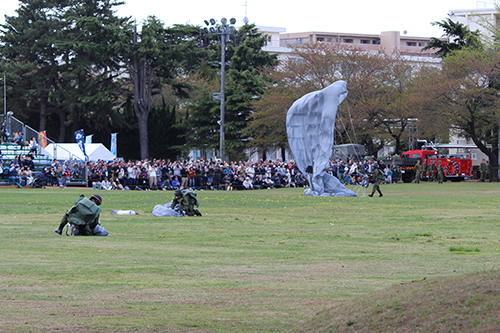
0 182 499 332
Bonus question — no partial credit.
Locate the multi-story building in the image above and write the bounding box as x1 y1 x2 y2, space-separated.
279 31 442 57
450 6 500 45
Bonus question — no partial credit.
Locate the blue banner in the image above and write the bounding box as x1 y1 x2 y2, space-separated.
85 134 93 144
110 133 117 157
74 129 89 161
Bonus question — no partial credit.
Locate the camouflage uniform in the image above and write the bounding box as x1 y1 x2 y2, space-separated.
437 161 444 184
414 161 421 183
368 168 384 197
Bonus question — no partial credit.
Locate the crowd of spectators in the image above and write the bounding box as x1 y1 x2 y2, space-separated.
83 155 401 191
1 151 402 190
86 158 306 191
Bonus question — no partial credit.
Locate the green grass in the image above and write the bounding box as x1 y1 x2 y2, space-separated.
0 182 499 332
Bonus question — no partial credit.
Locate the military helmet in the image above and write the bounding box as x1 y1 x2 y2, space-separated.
174 189 183 196
90 194 102 206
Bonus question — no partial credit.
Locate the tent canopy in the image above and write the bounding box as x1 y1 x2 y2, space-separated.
41 143 116 161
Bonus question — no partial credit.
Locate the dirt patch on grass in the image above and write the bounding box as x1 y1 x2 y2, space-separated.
297 270 500 332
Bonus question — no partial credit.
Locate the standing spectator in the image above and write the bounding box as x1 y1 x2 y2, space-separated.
1 122 8 142
148 163 158 190
385 165 392 184
391 161 399 183
187 167 196 188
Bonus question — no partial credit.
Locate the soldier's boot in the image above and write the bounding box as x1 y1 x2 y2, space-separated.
54 221 66 235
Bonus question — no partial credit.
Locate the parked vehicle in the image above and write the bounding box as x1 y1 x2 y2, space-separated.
394 149 473 183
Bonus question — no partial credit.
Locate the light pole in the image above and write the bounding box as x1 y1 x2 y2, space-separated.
203 17 236 160
3 72 6 118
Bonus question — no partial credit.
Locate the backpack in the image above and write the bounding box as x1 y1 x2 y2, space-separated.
182 189 200 216
66 195 101 235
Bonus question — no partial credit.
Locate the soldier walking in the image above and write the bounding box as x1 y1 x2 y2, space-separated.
368 165 384 197
414 160 421 183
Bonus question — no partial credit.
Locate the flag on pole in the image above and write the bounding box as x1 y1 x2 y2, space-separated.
85 134 93 144
38 131 48 149
74 129 88 161
110 133 117 157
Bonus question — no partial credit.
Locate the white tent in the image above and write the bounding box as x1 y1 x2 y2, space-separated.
41 143 116 161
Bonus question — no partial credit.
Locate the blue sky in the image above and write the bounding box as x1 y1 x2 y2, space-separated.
0 0 492 37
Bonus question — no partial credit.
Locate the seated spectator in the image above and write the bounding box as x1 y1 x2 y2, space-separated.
271 172 282 188
28 136 38 154
171 176 181 189
231 175 244 190
101 177 112 190
242 177 253 190
220 175 231 191
263 176 274 189
282 175 291 188
253 176 263 190
33 168 47 188
9 163 20 185
14 132 25 147
294 172 305 187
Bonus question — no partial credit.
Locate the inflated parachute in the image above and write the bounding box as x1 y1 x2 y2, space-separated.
286 80 357 197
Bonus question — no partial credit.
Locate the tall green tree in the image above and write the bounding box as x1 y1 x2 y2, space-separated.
0 0 128 142
123 17 203 159
223 24 278 160
422 18 483 57
0 0 68 135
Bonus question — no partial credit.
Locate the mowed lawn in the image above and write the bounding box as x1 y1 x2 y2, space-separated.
0 182 499 332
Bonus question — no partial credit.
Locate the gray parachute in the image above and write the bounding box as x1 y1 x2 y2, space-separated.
286 80 357 197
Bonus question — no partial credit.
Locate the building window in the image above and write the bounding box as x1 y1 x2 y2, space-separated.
372 40 380 45
317 37 324 42
326 38 332 42
267 36 272 42
297 38 302 45
406 42 417 46
418 42 425 47
344 38 353 43
360 39 370 44
471 153 477 160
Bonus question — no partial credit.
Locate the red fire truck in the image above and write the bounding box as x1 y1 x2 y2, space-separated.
399 149 473 182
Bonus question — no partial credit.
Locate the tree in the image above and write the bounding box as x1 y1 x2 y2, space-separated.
250 43 431 157
422 18 483 57
222 24 278 160
430 49 500 181
123 18 202 159
0 0 128 142
0 0 68 136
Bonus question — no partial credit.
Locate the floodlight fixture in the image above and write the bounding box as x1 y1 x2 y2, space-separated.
209 18 216 25
230 18 236 25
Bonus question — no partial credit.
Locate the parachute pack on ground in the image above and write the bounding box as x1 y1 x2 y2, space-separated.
152 189 201 217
